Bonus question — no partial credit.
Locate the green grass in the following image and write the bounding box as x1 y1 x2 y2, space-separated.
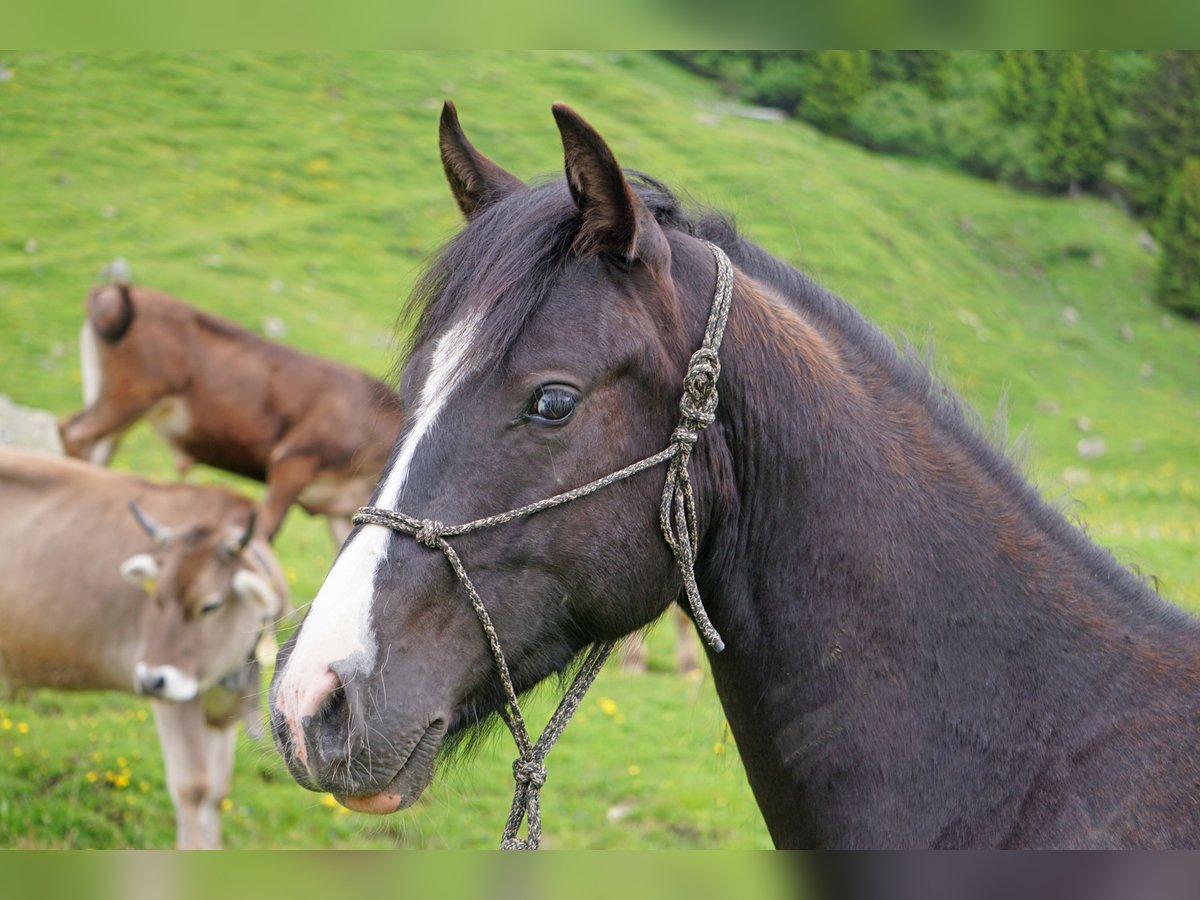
0 51 1197 849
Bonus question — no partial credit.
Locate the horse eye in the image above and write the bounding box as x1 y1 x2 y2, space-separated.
528 386 578 424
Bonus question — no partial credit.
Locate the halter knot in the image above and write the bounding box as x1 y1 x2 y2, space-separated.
670 427 699 448
679 347 720 430
513 758 547 788
415 519 447 548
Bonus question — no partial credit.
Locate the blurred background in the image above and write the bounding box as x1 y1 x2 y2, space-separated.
0 50 1196 849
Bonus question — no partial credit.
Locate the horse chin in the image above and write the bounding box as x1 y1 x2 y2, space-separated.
337 717 448 815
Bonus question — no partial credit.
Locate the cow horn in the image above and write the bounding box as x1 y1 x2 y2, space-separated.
128 501 170 544
223 510 257 557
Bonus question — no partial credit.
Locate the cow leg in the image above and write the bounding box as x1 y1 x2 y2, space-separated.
327 516 353 547
202 724 237 849
619 632 648 673
619 608 701 675
152 699 219 850
673 605 701 675
260 453 321 542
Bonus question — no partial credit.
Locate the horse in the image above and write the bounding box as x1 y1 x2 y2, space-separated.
270 102 1200 848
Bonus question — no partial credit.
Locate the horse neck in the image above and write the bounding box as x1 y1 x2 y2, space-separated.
691 265 1198 847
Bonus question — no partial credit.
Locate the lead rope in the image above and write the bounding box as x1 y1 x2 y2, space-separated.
352 240 733 848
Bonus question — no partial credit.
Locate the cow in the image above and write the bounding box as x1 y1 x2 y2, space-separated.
0 448 289 849
58 281 406 543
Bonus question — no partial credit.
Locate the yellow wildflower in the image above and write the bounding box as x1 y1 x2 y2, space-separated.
627 764 641 777
139 781 150 793
221 798 234 812
713 742 726 755
16 722 27 734
320 793 339 808
598 697 618 717
117 756 128 768
1 719 10 730
86 771 98 783
12 747 22 758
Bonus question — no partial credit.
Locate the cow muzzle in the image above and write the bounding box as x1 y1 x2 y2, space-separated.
134 662 199 702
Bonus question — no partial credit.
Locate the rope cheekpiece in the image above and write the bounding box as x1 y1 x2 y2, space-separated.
352 240 734 849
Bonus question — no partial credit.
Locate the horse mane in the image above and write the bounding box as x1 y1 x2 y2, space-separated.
405 171 1181 630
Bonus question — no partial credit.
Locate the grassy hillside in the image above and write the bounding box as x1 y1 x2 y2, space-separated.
0 51 1197 849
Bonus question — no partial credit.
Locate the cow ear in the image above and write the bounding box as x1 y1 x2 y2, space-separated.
440 101 524 220
120 553 159 593
552 102 668 267
233 569 283 617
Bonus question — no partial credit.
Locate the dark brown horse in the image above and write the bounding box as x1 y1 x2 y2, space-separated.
270 103 1200 848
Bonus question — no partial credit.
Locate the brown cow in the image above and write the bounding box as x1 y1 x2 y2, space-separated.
59 281 406 543
0 448 289 849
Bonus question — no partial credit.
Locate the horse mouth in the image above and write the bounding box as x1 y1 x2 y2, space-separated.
335 717 448 815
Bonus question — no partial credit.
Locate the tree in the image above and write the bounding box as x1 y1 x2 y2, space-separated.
870 51 950 98
1042 52 1109 193
797 51 871 136
1156 157 1200 317
995 51 1046 123
1118 51 1200 217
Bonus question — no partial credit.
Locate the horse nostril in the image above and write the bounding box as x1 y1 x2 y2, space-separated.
301 671 352 772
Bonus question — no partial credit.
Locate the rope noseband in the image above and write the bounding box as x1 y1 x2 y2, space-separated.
353 240 734 848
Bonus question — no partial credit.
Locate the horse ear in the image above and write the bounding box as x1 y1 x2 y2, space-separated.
552 103 666 265
439 101 524 220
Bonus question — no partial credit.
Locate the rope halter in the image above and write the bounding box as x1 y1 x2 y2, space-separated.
352 240 734 848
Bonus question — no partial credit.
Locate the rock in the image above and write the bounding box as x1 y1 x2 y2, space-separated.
1062 466 1091 487
1035 399 1061 415
1077 437 1107 459
1139 362 1155 381
1137 231 1158 254
100 256 132 282
1118 323 1134 342
0 395 64 455
262 316 286 339
1075 416 1093 432
1062 306 1080 326
605 802 636 823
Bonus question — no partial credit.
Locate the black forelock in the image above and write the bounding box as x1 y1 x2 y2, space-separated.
399 172 715 375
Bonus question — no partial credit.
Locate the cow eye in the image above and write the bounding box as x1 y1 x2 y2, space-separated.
199 596 224 616
527 385 578 425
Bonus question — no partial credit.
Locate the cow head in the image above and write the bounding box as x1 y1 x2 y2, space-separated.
120 503 287 702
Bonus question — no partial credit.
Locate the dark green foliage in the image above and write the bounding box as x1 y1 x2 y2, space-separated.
869 51 950 98
743 55 808 113
850 83 939 156
1156 157 1200 317
658 50 1200 208
1117 51 1200 218
795 51 871 135
995 51 1046 123
1042 52 1110 192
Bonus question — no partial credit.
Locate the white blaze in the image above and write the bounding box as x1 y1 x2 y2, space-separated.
275 311 483 734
